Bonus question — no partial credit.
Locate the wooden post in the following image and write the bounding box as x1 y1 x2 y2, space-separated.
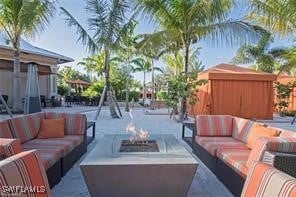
0 94 13 118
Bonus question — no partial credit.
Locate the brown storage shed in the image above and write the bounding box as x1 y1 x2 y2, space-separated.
188 63 277 119
276 75 296 111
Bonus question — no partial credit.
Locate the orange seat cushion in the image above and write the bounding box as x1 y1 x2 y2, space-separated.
37 118 65 139
23 135 84 157
217 148 251 178
246 124 280 149
195 136 249 156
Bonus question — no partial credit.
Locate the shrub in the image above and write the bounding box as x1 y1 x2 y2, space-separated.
156 91 168 101
82 81 103 99
117 91 140 102
274 81 295 116
57 85 69 96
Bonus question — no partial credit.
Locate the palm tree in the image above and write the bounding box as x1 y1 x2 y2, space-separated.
163 49 205 76
250 0 296 35
232 32 296 74
231 32 275 73
78 53 105 80
111 56 140 111
111 21 139 112
269 46 296 74
58 66 78 84
0 0 55 112
133 58 151 106
133 57 163 106
61 0 136 118
136 43 166 105
135 0 263 120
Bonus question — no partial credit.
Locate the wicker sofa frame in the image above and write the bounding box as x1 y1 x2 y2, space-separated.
189 126 244 196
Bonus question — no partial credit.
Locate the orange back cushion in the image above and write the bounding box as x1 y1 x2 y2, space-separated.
246 124 280 149
37 118 65 139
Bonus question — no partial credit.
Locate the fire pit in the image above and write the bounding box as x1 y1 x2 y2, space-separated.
120 140 159 152
80 134 198 197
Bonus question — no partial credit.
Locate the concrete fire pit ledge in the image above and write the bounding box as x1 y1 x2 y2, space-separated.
80 134 198 197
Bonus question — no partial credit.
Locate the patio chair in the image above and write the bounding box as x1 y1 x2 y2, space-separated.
0 150 51 196
40 95 46 107
65 96 73 107
241 162 296 197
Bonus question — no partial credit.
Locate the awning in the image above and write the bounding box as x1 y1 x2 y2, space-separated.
0 59 52 75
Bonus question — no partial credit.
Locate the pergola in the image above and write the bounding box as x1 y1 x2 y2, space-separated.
67 79 90 93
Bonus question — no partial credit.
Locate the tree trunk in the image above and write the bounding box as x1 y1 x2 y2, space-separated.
12 40 22 113
174 52 178 76
179 44 190 121
105 49 119 118
95 85 107 120
125 75 130 112
143 71 146 106
151 59 155 109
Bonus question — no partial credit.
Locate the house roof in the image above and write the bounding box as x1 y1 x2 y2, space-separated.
199 63 277 81
0 32 74 64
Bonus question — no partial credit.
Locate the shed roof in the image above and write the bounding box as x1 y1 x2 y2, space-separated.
0 32 74 64
199 63 277 81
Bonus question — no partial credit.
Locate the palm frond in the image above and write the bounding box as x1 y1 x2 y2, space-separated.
153 66 164 73
250 0 296 34
136 0 179 28
20 0 56 38
0 0 55 41
86 0 109 44
106 0 129 44
113 11 138 50
231 45 257 64
200 21 264 47
60 7 99 53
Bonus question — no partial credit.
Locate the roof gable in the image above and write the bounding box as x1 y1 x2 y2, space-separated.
0 32 74 64
199 63 277 81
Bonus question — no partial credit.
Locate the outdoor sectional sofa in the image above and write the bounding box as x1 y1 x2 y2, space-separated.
191 115 296 196
0 112 87 188
0 151 295 196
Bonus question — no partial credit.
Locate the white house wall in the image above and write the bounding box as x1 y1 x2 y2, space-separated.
39 75 49 96
0 70 50 105
0 70 12 96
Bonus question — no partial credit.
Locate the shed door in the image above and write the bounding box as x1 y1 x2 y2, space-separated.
211 80 274 119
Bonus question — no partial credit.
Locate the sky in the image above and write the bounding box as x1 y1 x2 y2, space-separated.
30 0 293 82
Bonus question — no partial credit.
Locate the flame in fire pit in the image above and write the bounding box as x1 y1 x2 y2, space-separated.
126 108 150 143
139 129 149 143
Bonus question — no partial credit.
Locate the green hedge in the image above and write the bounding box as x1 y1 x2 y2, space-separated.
117 91 140 102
